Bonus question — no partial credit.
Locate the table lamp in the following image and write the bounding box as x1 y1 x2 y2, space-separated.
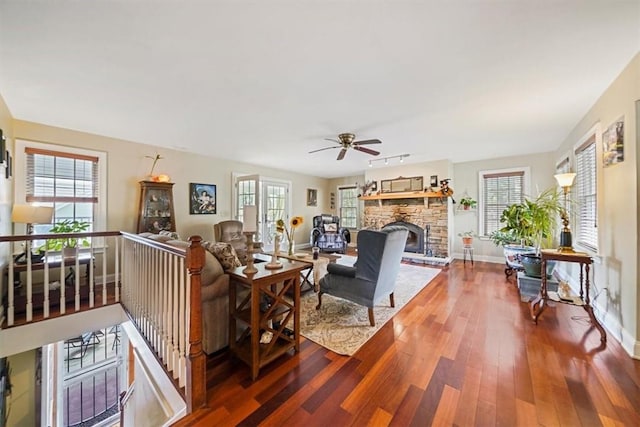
11 204 54 262
242 205 258 274
554 173 576 253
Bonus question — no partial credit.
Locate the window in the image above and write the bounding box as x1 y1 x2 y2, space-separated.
575 135 597 252
479 168 529 237
338 185 358 228
16 141 107 234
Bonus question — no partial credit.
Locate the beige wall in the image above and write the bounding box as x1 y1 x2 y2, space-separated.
6 349 37 427
553 53 639 355
452 152 557 260
12 120 329 246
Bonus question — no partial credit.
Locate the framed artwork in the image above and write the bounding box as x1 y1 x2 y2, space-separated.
190 183 217 214
307 188 318 207
5 153 11 179
603 116 624 167
0 132 5 164
430 175 438 188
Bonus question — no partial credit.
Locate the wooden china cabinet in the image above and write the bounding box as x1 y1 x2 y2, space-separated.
137 181 176 234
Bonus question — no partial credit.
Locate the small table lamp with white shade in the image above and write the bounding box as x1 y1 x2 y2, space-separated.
242 205 258 274
554 172 577 253
11 204 54 262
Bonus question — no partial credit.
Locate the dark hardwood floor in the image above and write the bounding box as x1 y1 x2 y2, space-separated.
177 258 640 426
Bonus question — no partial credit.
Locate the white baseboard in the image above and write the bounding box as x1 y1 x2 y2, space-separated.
451 253 505 264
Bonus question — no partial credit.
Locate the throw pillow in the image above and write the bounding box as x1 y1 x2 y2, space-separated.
159 230 181 240
202 241 242 271
324 223 338 233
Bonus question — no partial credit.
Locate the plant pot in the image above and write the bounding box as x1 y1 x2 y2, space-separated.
63 247 77 259
461 236 473 246
503 244 536 269
520 254 556 278
463 205 470 210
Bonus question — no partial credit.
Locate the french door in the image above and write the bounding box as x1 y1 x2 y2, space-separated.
235 174 290 248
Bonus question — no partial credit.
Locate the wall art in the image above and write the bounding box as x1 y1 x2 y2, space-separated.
190 183 217 214
603 116 624 167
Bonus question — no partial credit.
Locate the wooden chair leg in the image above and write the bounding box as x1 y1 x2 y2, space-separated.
368 308 375 326
316 292 323 310
389 292 395 308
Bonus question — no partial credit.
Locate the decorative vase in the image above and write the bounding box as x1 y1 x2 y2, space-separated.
288 241 295 256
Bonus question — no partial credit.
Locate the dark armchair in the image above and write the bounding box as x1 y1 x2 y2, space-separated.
309 214 351 254
316 226 409 326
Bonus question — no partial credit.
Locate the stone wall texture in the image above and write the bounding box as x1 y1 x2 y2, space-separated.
362 197 449 257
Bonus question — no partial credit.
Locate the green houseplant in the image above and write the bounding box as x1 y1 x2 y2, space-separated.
41 220 91 253
490 187 564 277
459 197 477 210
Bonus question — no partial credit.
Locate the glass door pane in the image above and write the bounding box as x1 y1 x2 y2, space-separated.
262 181 289 248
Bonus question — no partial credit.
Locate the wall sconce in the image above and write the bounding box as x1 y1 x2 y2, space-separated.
369 154 410 167
554 172 576 252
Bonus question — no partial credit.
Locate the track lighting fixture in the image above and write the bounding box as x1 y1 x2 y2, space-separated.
368 154 410 167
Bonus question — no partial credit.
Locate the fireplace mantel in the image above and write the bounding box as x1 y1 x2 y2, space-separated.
359 191 451 201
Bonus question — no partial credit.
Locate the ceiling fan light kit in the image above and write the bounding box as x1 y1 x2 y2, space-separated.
309 132 382 160
369 154 410 167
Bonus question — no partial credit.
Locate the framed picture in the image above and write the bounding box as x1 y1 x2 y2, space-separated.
190 183 217 214
0 132 5 164
603 116 624 167
307 188 318 207
430 175 438 187
5 153 11 179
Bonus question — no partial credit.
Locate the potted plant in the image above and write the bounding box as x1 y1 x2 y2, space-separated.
459 197 477 210
458 230 475 246
40 220 91 256
490 187 564 277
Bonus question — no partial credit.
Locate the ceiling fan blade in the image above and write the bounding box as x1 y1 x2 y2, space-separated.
353 146 380 156
309 146 341 154
324 138 340 144
336 148 347 160
353 139 382 145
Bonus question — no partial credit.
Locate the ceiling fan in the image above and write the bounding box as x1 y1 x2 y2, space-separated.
309 133 382 160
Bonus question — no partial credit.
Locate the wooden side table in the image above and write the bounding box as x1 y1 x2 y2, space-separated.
228 258 307 380
530 250 606 343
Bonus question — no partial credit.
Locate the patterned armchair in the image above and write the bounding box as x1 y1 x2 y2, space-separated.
309 214 351 254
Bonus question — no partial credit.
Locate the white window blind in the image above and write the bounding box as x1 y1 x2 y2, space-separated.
575 137 597 251
338 186 358 228
25 147 99 232
26 147 99 203
481 171 525 236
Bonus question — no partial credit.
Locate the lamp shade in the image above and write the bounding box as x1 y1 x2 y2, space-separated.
243 205 257 233
11 204 54 225
554 173 576 188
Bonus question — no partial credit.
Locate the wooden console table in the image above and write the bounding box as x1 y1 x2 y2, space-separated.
11 252 93 287
228 258 308 380
530 250 606 343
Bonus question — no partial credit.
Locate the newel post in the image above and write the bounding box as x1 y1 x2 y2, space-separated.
186 235 206 412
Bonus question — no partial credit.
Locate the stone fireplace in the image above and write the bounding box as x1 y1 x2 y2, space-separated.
362 197 449 258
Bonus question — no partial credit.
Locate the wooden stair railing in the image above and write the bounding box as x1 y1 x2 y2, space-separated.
119 232 206 413
0 230 206 413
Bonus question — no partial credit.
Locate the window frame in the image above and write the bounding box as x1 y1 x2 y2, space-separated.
15 140 108 233
573 124 600 253
337 185 358 229
478 167 530 237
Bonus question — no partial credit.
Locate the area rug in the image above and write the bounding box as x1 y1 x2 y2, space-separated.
299 255 440 356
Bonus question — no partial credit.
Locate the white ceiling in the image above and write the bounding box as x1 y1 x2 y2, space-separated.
0 1 638 178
